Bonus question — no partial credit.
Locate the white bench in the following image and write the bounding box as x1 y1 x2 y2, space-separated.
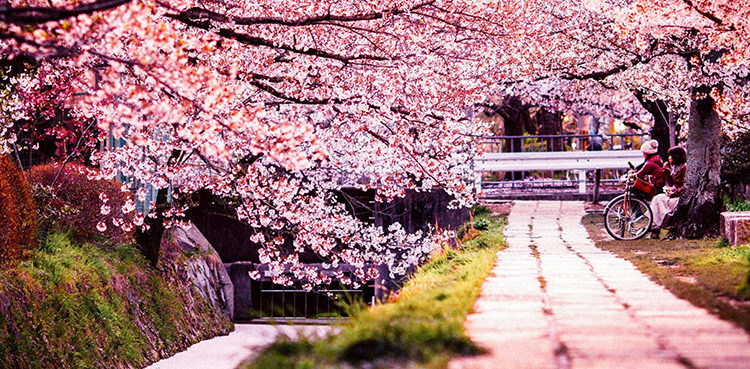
474 150 645 201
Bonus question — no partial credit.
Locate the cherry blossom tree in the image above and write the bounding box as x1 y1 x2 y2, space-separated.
493 0 750 238
6 0 744 287
601 0 750 238
1 0 522 287
1 60 98 178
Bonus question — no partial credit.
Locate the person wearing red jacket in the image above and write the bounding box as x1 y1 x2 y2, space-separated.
635 139 665 190
649 146 687 239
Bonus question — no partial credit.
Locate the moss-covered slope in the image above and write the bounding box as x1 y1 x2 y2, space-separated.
0 232 233 369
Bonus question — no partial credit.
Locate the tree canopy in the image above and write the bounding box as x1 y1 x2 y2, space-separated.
2 0 749 283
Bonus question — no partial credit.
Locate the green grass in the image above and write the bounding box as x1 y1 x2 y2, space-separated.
582 213 750 332
0 231 231 368
241 214 507 369
725 198 750 212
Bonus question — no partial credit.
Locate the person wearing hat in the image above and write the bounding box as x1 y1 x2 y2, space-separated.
634 139 665 188
630 139 665 238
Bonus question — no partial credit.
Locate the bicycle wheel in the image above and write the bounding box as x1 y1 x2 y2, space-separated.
604 195 653 240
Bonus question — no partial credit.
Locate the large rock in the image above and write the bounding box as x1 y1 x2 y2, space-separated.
160 223 234 319
720 212 750 246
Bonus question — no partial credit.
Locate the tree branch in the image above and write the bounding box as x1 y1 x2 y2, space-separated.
216 27 389 62
167 1 435 28
680 0 731 29
166 13 391 62
561 47 699 81
0 0 131 24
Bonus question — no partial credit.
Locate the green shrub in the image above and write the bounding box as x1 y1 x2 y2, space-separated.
722 131 750 198
726 198 750 212
0 155 38 264
471 205 492 217
456 223 467 240
717 237 730 249
473 218 489 230
739 251 750 299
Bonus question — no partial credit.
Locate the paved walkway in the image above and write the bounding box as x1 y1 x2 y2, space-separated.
144 324 331 369
450 201 750 369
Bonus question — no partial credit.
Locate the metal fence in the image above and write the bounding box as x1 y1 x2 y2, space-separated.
253 281 371 320
237 263 388 322
482 133 648 153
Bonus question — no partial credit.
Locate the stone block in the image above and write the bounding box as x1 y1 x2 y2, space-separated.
720 212 750 246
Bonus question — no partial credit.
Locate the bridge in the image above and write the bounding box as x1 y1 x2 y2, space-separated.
474 133 648 202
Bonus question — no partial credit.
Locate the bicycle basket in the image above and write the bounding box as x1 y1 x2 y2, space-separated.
632 177 656 200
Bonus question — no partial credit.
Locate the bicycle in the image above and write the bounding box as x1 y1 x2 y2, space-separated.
603 163 654 240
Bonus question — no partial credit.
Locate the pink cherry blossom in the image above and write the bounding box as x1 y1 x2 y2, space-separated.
5 0 745 287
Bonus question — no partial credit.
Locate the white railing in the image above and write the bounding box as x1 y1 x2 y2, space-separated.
474 150 645 201
475 150 643 172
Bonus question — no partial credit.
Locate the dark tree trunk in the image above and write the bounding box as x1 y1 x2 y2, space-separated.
499 96 530 153
537 108 563 151
650 109 671 161
135 187 169 267
671 92 723 238
493 96 533 180
634 94 675 161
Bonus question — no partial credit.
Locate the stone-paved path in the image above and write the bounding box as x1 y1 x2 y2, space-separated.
144 324 330 369
450 201 750 369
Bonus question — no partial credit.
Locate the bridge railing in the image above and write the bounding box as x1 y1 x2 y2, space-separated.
475 133 650 201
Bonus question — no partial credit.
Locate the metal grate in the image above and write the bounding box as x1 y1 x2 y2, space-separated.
254 281 370 320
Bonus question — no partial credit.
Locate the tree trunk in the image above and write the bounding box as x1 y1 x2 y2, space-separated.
650 110 671 161
537 108 563 151
495 96 532 179
671 93 723 238
668 111 678 147
135 188 169 267
634 94 675 161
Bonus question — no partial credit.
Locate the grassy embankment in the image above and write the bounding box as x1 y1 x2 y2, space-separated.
582 213 750 333
0 232 232 369
241 210 507 369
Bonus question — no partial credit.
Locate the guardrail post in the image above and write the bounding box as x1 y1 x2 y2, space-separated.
593 169 601 204
577 170 587 194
